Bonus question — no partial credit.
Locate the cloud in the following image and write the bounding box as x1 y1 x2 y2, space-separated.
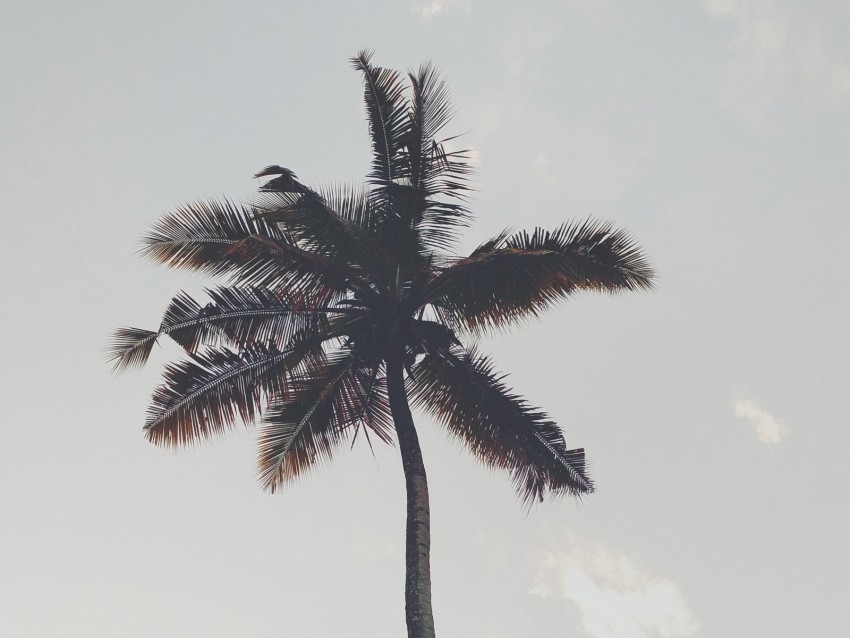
413 0 470 19
703 0 850 123
533 540 698 638
734 399 788 444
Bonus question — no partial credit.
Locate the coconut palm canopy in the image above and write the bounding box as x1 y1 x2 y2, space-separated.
109 51 654 637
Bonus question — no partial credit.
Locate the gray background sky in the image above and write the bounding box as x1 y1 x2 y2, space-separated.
2 1 848 636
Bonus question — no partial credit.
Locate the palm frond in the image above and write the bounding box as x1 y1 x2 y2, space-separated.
257 353 392 490
469 228 512 257
409 344 593 506
351 50 410 194
408 66 472 200
254 185 394 286
158 289 223 352
107 327 159 373
217 233 356 302
106 288 348 373
141 198 359 301
423 219 655 333
161 287 342 351
404 64 474 251
141 198 288 271
350 362 394 447
144 339 322 447
505 219 655 291
409 62 455 164
416 197 473 253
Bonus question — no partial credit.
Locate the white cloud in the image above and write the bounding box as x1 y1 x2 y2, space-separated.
533 540 698 638
413 0 470 19
734 399 788 444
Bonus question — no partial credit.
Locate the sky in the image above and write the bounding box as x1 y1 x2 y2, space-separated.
1 0 848 636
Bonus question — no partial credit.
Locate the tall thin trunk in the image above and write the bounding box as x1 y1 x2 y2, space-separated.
386 344 436 638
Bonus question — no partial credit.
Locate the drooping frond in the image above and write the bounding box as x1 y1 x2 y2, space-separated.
106 288 350 373
257 353 392 491
160 286 341 351
107 327 159 373
351 50 410 194
141 198 287 271
409 344 593 506
349 362 394 447
144 340 321 447
141 198 361 302
423 219 655 333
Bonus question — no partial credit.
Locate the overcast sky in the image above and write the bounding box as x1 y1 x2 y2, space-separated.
2 1 848 636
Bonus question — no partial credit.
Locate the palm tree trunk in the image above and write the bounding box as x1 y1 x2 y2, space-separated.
386 344 436 638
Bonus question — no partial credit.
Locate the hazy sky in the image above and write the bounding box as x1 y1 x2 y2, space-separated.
2 1 848 636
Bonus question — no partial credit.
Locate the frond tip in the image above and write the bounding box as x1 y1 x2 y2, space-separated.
425 218 655 333
410 345 594 506
107 327 158 373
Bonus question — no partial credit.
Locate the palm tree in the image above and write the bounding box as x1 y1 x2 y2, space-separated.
109 51 654 638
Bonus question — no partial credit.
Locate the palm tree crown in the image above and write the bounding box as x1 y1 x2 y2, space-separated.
109 51 654 638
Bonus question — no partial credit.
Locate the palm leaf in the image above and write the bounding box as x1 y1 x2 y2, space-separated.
349 362 394 447
144 339 323 447
141 198 288 271
217 233 358 302
107 327 159 373
505 219 655 290
162 286 343 350
351 52 435 271
415 197 473 253
405 64 474 251
351 50 410 195
254 185 395 287
423 219 655 333
257 353 393 490
141 198 358 301
409 344 593 506
106 288 349 373
408 63 454 170
408 66 473 202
